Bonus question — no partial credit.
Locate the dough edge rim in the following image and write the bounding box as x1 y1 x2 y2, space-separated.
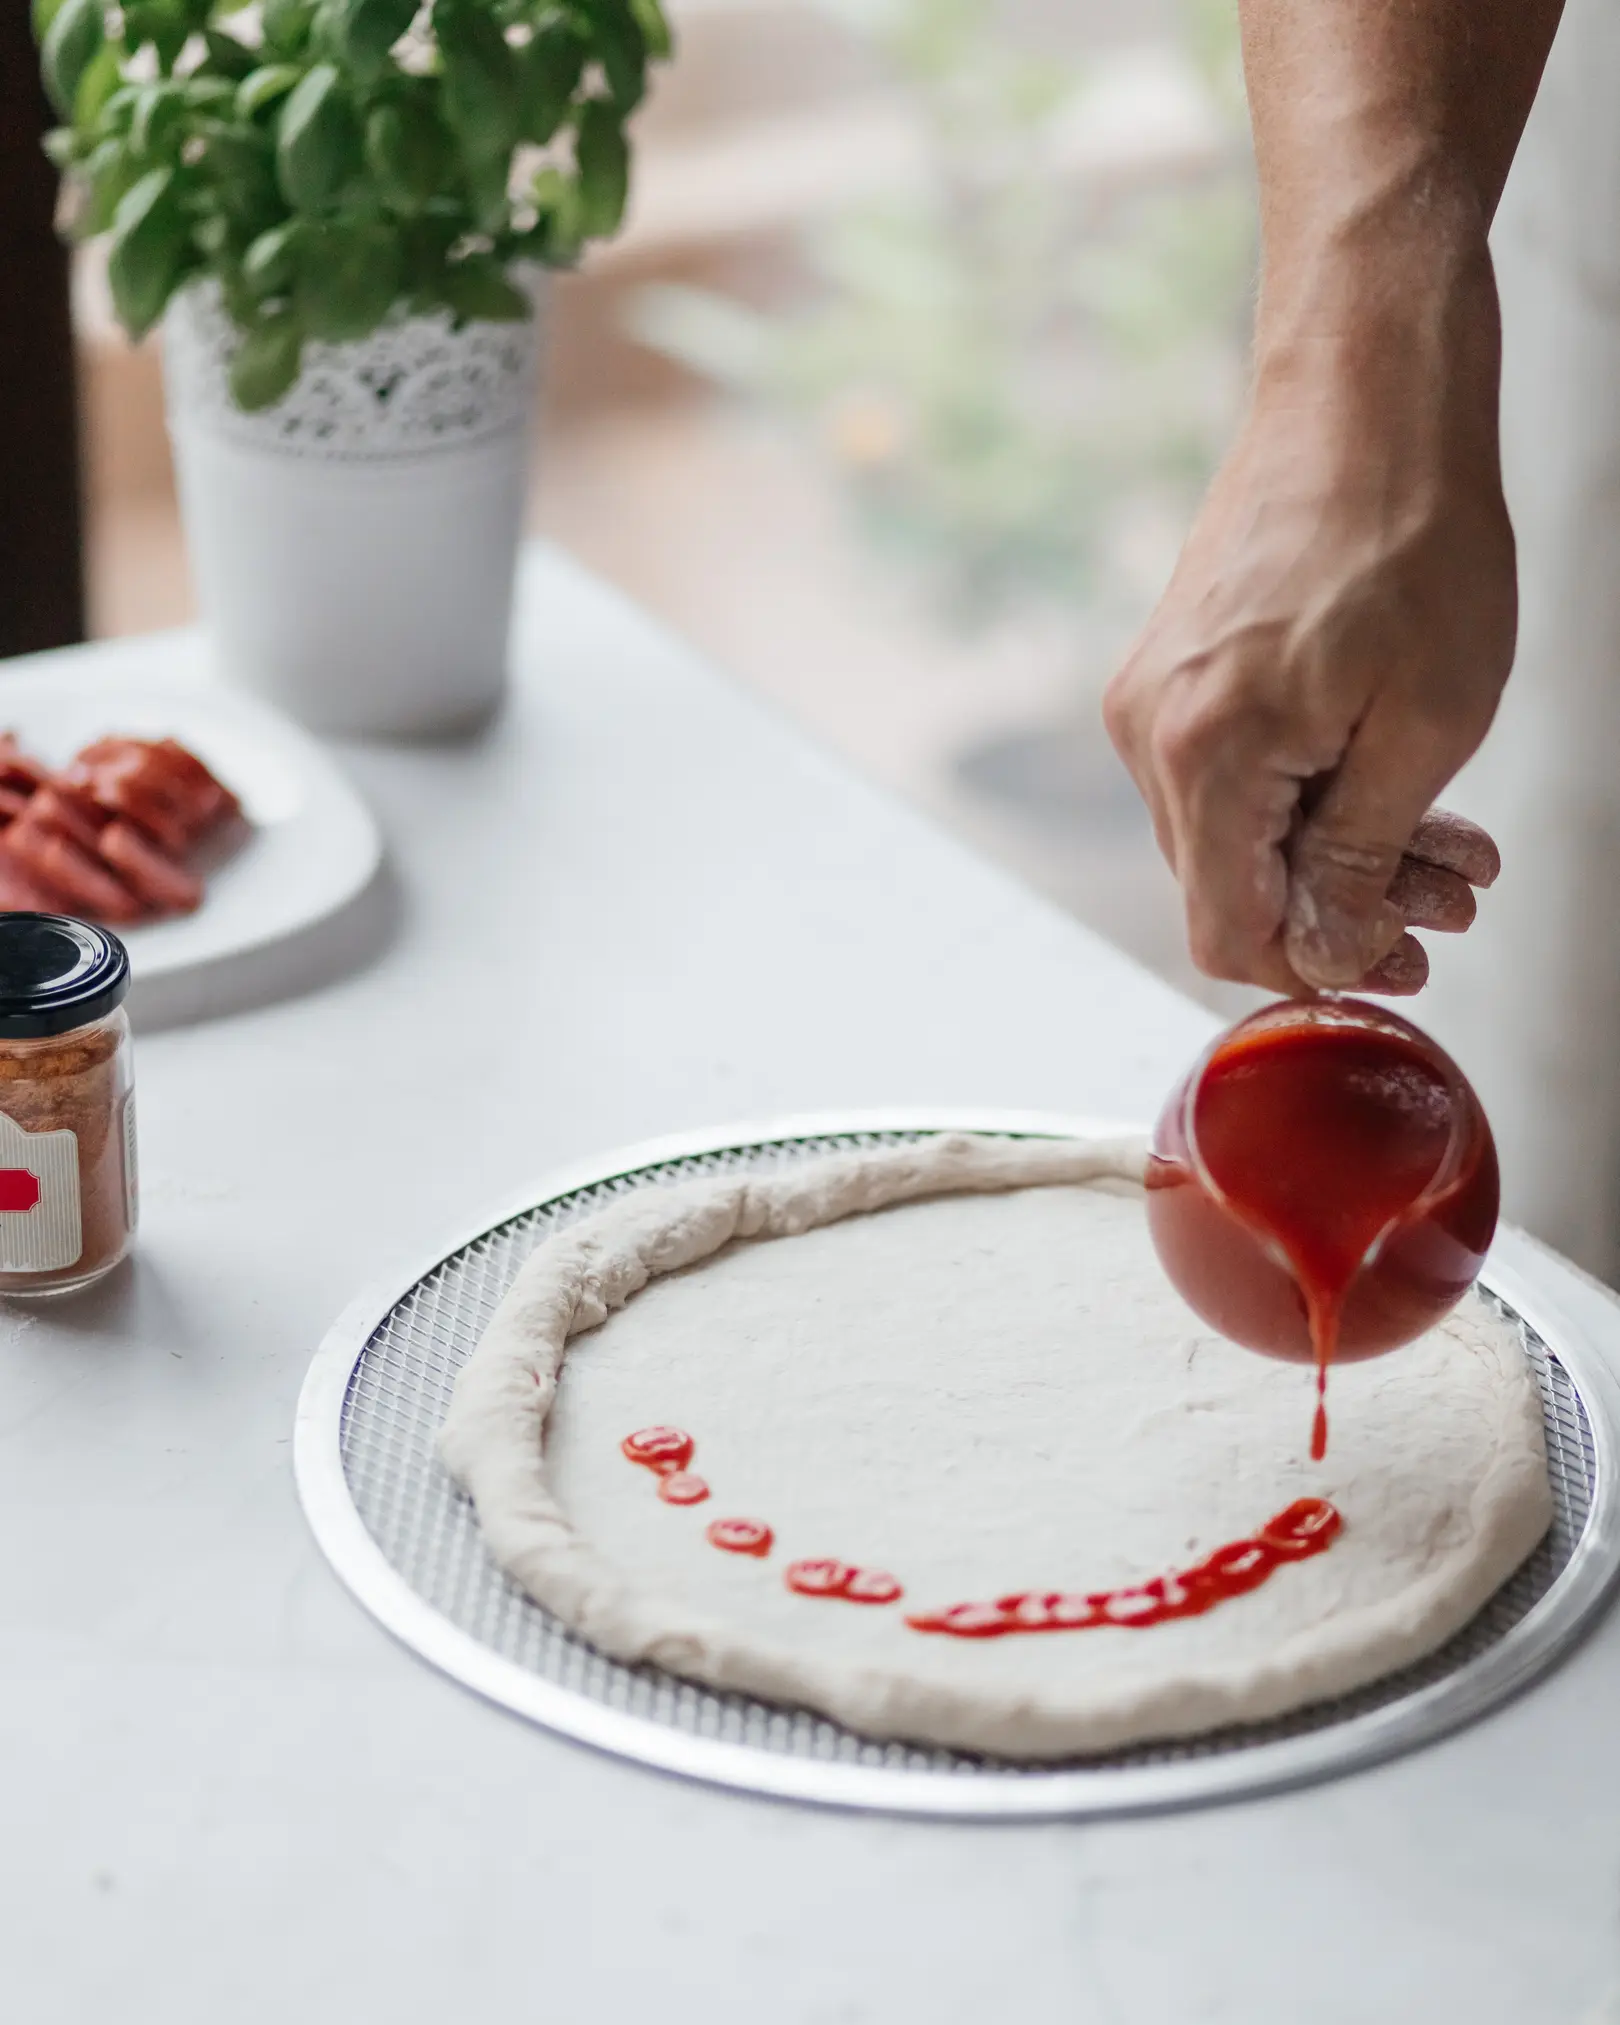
437 1130 1554 1759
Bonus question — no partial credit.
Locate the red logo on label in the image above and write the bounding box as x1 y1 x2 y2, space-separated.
0 1169 41 1213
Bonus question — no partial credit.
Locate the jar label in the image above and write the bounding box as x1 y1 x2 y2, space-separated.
0 1108 81 1271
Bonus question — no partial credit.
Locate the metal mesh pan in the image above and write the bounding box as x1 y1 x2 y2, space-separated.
295 1110 1620 1819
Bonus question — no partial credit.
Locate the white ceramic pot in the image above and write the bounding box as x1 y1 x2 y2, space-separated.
163 284 541 739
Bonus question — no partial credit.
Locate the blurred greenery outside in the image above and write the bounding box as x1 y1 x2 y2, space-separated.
630 0 1256 651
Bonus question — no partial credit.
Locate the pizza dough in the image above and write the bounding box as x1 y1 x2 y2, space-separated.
438 1133 1553 1757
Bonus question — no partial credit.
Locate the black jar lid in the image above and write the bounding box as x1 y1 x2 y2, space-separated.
0 914 130 1038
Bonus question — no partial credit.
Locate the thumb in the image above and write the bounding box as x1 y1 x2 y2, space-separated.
1285 728 1437 990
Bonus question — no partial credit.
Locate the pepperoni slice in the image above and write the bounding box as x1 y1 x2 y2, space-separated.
5 816 142 922
98 821 204 915
62 753 190 854
0 842 70 913
28 784 108 855
154 738 239 823
0 735 49 795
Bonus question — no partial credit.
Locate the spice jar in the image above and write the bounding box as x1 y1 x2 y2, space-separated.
0 914 135 1296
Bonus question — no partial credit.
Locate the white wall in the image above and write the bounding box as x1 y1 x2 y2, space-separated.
1423 0 1620 1280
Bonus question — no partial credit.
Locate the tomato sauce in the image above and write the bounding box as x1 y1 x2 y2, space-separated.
621 1425 695 1474
906 1497 1341 1638
656 1471 710 1505
623 1429 1343 1633
786 1559 903 1605
707 1517 774 1556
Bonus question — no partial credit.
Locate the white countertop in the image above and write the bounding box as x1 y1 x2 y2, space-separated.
2 546 1617 2025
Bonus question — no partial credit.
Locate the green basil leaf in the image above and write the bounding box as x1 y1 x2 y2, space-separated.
80 135 145 233
260 0 316 56
434 0 521 164
192 212 236 258
593 3 645 113
201 26 258 78
72 41 122 130
121 0 191 71
230 314 304 410
42 126 82 169
322 0 420 81
364 97 453 213
574 98 627 238
526 163 581 263
275 62 361 212
518 23 583 145
218 265 259 327
236 64 302 121
198 120 281 224
399 211 459 294
294 216 401 339
183 77 241 113
462 149 509 236
92 81 141 136
129 82 184 160
436 252 529 323
41 0 104 120
628 0 671 62
107 164 190 338
32 0 71 43
242 218 303 297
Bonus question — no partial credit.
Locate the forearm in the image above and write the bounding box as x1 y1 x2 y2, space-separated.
1240 0 1563 427
1242 0 1563 264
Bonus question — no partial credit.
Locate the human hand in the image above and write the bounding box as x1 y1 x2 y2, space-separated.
1103 280 1515 998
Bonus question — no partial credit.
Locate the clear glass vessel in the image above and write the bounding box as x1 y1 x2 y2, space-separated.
1145 997 1498 1365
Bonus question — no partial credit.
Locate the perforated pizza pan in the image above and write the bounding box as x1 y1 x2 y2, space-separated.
295 1110 1620 1820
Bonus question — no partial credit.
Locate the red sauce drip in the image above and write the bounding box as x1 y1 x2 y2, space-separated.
707 1517 774 1557
621 1425 695 1475
657 1471 710 1506
906 1498 1341 1638
1147 1010 1497 1459
786 1559 903 1605
1199 1027 1452 1458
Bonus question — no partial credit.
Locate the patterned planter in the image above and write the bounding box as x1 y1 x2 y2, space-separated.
164 284 541 739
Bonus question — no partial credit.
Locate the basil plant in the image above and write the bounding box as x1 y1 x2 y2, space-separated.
36 0 671 409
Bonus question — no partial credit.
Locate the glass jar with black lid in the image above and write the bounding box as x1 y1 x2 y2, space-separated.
0 914 136 1296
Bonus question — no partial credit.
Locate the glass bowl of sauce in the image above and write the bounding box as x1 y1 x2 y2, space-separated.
1145 998 1498 1457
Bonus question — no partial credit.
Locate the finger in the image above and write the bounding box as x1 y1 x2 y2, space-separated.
1406 806 1501 888
1157 707 1303 983
1247 938 1321 998
1386 856 1476 933
1359 932 1430 996
1103 666 1181 875
1285 703 1449 989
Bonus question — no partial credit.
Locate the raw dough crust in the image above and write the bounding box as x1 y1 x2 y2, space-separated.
439 1133 1552 1757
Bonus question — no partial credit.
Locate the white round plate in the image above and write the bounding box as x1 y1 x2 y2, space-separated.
0 656 381 1023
